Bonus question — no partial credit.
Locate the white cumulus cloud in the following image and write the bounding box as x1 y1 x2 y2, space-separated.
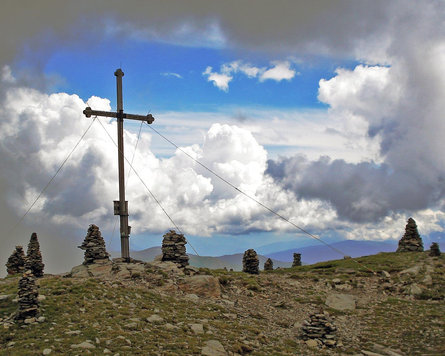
259 61 296 82
203 60 296 91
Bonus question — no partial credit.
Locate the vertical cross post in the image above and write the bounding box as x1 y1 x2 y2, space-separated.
115 69 130 261
83 69 155 262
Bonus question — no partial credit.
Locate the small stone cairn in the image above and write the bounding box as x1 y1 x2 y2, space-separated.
6 246 26 275
15 270 39 322
264 258 273 271
25 233 44 277
292 253 302 267
161 230 189 268
78 224 110 264
396 218 424 252
429 242 441 257
301 310 337 348
242 249 259 274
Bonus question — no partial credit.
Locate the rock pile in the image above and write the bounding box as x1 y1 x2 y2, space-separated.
242 249 259 274
25 233 44 277
292 253 302 267
161 230 189 268
397 218 424 252
264 258 273 271
6 246 26 275
429 242 441 257
301 310 337 348
15 271 39 322
78 225 110 264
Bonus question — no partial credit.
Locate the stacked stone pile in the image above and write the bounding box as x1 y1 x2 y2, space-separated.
25 233 45 277
301 311 337 347
15 271 39 322
6 246 26 275
397 218 424 252
264 258 273 271
78 225 110 264
292 253 302 267
161 230 189 268
429 242 441 257
242 249 259 274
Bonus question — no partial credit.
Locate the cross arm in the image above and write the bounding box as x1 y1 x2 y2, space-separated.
83 107 154 124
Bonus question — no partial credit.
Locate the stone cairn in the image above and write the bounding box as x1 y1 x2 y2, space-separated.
292 253 302 267
242 249 259 274
396 218 424 252
15 270 39 322
25 233 44 277
78 224 110 264
429 242 441 257
301 310 337 348
6 246 26 275
264 258 274 271
161 230 189 268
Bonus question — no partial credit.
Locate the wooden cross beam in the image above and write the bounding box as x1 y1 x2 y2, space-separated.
83 69 155 262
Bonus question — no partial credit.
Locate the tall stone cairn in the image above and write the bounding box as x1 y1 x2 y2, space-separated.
6 246 26 275
79 224 110 264
396 218 424 252
429 242 441 257
15 270 39 322
292 253 302 267
25 233 45 277
242 249 259 274
301 310 337 347
161 230 189 268
264 258 274 271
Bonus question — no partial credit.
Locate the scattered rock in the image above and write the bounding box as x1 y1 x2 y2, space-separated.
201 340 227 356
408 283 423 296
190 323 204 334
184 293 199 302
242 249 259 274
78 225 110 264
429 242 441 257
178 275 221 298
146 314 164 323
305 339 319 348
70 341 96 349
325 293 356 311
372 343 404 356
6 246 26 275
399 265 421 275
381 270 391 279
25 233 45 277
161 230 189 267
263 258 273 271
42 348 52 355
396 218 424 252
292 253 302 267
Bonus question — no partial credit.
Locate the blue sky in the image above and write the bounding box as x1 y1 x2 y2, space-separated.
1 1 444 272
41 39 352 113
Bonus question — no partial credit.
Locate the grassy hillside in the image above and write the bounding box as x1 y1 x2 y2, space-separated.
1 251 444 355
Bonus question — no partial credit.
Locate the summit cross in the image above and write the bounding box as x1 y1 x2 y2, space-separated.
83 69 155 261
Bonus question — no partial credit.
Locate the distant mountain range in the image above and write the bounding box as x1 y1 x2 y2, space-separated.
265 240 398 264
113 239 400 270
112 246 291 271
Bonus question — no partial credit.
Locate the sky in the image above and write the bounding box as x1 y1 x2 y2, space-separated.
1 1 445 274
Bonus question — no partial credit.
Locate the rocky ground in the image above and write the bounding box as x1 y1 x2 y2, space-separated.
0 251 444 355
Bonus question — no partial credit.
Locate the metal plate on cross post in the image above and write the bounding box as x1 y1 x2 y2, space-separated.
113 201 128 215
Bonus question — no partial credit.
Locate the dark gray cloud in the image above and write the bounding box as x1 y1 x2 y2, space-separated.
267 156 445 223
0 0 404 69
